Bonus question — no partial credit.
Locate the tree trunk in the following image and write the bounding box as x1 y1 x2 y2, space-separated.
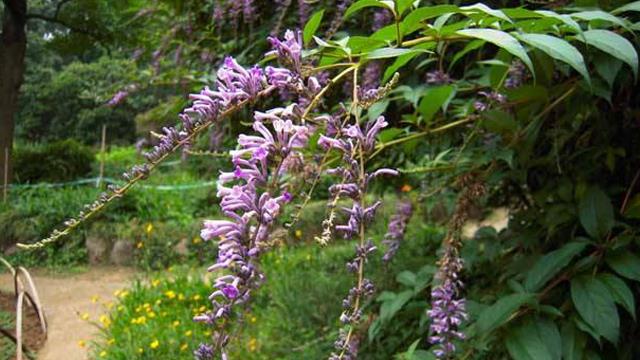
0 0 27 187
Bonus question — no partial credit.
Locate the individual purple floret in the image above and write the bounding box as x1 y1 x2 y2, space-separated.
474 91 506 112
106 90 128 107
382 201 413 262
194 343 216 360
426 70 452 85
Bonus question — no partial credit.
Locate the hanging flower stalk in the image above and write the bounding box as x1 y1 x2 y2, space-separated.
318 69 398 359
193 30 357 359
381 200 413 262
427 173 485 359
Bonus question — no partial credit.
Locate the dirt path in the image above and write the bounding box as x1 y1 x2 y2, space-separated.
0 267 136 360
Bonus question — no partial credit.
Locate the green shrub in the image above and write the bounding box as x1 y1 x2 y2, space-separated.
13 139 95 183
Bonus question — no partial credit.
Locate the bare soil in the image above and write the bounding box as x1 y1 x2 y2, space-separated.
0 267 135 360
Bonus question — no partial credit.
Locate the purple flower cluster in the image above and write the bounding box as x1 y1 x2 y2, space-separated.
505 60 526 88
298 0 312 28
326 0 354 38
139 57 269 169
473 90 506 112
382 200 413 262
427 253 467 358
426 70 453 85
320 115 398 359
193 30 323 358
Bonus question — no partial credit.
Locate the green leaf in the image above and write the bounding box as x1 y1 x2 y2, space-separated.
606 251 640 281
303 10 325 46
524 242 587 292
599 273 636 319
570 10 628 29
456 28 534 75
578 186 614 239
418 85 455 124
396 271 416 287
594 52 622 88
379 290 413 322
505 318 558 360
612 0 640 14
570 276 619 344
517 33 590 86
365 47 425 59
536 10 582 33
622 194 640 219
460 3 512 23
345 0 391 19
574 29 639 80
561 322 586 360
400 5 460 37
377 127 404 143
476 293 535 333
396 0 414 16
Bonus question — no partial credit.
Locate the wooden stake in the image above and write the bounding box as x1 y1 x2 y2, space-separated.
97 124 107 188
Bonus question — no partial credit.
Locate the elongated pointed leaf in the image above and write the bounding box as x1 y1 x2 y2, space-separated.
456 28 534 75
606 252 640 281
599 273 636 319
578 186 614 239
517 33 590 85
575 29 638 79
524 242 587 292
345 0 392 19
571 276 619 344
570 10 628 30
461 3 512 23
505 318 558 360
476 293 535 333
303 10 325 46
612 1 640 14
536 10 582 33
418 85 455 124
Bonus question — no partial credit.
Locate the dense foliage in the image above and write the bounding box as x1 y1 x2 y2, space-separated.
4 0 640 359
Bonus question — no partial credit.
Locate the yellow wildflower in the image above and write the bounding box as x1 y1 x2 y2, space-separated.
77 340 86 348
150 339 159 349
148 311 156 318
165 290 176 299
100 351 107 357
178 293 185 301
90 295 100 304
192 236 201 244
137 348 144 354
145 223 154 234
108 338 115 345
80 312 90 321
250 316 257 324
295 230 302 238
185 330 193 337
192 294 202 301
180 343 189 351
151 279 160 287
172 320 180 327
248 338 258 352
99 315 111 328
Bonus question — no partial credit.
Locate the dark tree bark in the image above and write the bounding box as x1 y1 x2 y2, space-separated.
0 0 27 187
